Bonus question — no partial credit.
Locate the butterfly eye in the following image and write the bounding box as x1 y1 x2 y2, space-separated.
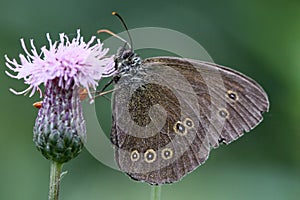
130 150 140 162
144 149 157 163
227 90 239 101
218 108 229 119
161 148 173 160
183 118 194 129
173 121 187 136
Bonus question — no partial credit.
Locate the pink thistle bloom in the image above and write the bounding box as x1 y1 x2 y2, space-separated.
5 29 115 99
5 30 115 163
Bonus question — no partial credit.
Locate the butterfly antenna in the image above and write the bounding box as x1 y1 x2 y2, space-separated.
112 11 133 51
97 29 131 49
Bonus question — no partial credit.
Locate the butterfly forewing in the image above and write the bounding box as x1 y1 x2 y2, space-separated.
144 57 269 146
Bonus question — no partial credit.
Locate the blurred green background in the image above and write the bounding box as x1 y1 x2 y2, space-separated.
1 0 300 199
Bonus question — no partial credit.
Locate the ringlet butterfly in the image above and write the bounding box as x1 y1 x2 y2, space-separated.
107 13 269 185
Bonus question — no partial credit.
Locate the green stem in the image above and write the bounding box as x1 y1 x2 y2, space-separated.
48 161 63 200
150 185 162 200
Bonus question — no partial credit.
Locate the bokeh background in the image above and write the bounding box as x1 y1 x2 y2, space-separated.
1 0 300 199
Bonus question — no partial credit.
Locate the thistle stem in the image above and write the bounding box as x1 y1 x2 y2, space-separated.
150 185 162 200
48 161 63 200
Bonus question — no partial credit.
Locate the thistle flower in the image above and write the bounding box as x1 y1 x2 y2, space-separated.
5 30 115 163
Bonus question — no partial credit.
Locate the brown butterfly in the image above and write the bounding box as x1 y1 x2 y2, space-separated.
105 13 269 185
110 49 269 185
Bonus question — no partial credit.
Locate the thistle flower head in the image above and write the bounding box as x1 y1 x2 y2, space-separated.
5 29 115 99
5 30 115 163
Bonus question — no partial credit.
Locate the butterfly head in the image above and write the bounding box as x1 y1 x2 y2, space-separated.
114 46 142 78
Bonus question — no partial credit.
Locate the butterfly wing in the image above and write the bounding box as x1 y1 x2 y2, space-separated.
111 57 269 185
